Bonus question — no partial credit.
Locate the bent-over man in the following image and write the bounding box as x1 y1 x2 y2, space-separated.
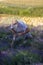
10 20 32 48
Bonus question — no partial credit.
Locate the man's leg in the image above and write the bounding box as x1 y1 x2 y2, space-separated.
23 32 33 44
25 32 33 40
11 35 16 48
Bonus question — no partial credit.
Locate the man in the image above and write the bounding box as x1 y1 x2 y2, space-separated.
10 19 32 48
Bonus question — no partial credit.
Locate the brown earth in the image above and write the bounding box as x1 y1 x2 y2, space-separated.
0 15 43 27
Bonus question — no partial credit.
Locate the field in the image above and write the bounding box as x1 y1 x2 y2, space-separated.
0 0 43 6
0 2 43 17
0 6 43 17
0 1 43 65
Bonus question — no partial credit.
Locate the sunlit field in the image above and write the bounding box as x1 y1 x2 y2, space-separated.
0 2 43 65
0 3 43 17
0 0 43 7
0 6 43 17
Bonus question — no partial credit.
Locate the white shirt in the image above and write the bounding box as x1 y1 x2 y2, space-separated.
10 20 27 32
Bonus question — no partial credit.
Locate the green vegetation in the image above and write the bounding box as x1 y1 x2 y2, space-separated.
0 28 43 64
1 51 41 65
0 5 43 17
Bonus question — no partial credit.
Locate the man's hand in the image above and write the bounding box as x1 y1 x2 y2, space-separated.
18 33 22 36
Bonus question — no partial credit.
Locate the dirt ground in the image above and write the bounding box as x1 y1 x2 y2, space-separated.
0 15 43 27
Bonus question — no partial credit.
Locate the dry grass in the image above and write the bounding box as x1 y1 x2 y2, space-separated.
0 0 43 6
0 15 43 27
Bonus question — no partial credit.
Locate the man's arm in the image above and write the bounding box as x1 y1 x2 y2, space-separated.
10 22 18 34
18 28 30 36
11 28 17 34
